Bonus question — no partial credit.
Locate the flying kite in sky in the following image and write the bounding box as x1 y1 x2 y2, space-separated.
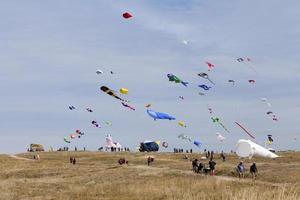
237 58 244 62
228 80 235 85
182 40 188 45
100 86 128 102
121 102 135 111
198 84 211 90
92 121 100 128
145 104 151 108
198 92 205 95
267 134 274 143
119 88 128 95
205 61 214 71
122 12 132 19
162 142 168 148
86 108 93 112
193 140 201 148
146 109 175 120
178 133 192 142
235 122 255 139
64 137 71 143
96 69 103 74
211 117 230 133
216 132 225 142
179 96 184 100
248 80 256 84
261 98 272 107
198 72 215 85
178 121 187 127
105 121 112 126
69 106 75 110
167 74 188 87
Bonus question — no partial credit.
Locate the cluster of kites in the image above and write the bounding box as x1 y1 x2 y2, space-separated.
61 10 282 154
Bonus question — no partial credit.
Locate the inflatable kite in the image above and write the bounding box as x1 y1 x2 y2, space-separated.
167 74 188 87
162 142 168 148
193 140 201 147
235 122 255 139
69 106 75 110
236 139 278 158
248 80 256 84
92 120 100 128
178 133 192 142
64 137 71 143
146 109 175 120
100 86 128 102
139 141 159 152
179 96 184 100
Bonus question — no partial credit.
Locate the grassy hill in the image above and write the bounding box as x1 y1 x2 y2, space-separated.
0 151 299 200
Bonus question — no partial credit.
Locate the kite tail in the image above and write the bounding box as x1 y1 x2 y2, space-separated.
219 122 230 133
181 81 188 87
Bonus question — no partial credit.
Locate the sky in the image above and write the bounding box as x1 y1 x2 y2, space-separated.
0 0 299 153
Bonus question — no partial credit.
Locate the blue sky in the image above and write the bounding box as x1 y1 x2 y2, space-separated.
0 0 299 153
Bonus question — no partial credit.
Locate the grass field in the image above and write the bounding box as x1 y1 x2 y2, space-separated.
0 151 299 200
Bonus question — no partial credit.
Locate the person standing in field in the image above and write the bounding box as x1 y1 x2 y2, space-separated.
250 162 258 180
208 159 216 176
237 161 245 179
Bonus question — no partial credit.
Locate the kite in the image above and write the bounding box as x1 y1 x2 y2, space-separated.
182 40 188 45
146 109 175 120
237 58 244 62
228 80 235 85
105 121 112 126
205 61 214 71
110 71 114 74
198 72 215 85
216 132 225 142
64 137 71 143
145 104 151 108
139 141 159 152
235 122 255 139
261 98 272 107
92 121 100 128
207 107 213 114
178 134 192 142
266 111 273 115
193 140 201 147
86 108 93 112
267 134 273 143
119 88 128 95
179 96 184 100
100 86 128 102
122 12 132 19
198 92 205 95
96 69 103 74
121 102 135 111
211 117 230 133
178 121 187 127
70 134 76 139
236 139 278 158
248 80 256 84
198 84 211 90
69 106 75 110
167 74 188 87
162 142 168 148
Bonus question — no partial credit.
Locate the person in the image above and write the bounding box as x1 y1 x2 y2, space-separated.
220 151 226 162
147 156 154 166
192 159 198 172
190 149 193 153
237 161 245 179
207 151 211 159
70 156 73 163
197 162 204 173
210 151 214 160
250 162 258 180
36 154 40 160
75 147 77 151
72 157 76 165
208 159 216 176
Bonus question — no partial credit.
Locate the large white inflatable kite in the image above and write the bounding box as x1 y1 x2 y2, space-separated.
235 139 279 159
105 134 122 149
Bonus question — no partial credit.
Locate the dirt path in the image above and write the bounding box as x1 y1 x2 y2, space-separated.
130 165 289 187
9 155 34 161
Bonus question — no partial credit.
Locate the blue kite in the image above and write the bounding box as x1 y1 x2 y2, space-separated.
198 84 211 90
147 109 176 120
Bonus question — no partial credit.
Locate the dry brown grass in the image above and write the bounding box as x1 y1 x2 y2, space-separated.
0 151 299 200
